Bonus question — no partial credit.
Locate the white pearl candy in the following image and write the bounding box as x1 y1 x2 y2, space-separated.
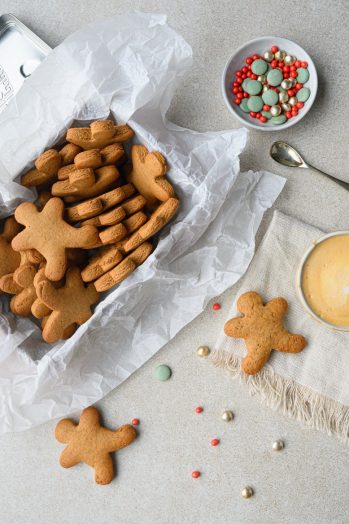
264 50 274 62
275 50 286 61
279 92 289 104
222 410 234 422
196 345 210 357
284 55 295 66
270 105 281 117
281 103 291 112
281 79 293 90
272 439 285 451
289 96 298 107
242 486 254 499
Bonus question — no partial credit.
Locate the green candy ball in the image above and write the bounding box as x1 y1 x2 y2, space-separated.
296 67 309 84
242 79 250 91
297 87 310 102
239 98 250 113
271 114 287 125
154 364 172 381
261 110 272 120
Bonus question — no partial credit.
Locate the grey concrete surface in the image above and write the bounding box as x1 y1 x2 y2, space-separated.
0 1 348 523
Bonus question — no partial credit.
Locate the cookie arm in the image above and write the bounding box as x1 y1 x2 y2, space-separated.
55 419 77 443
107 424 137 452
59 446 81 469
275 331 307 353
224 317 249 338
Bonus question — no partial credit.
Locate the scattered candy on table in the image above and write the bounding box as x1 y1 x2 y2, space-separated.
272 439 285 451
192 470 201 479
154 364 172 381
195 406 203 413
196 345 211 357
222 410 234 422
131 418 140 426
241 486 254 499
231 45 311 125
213 303 221 311
211 438 220 446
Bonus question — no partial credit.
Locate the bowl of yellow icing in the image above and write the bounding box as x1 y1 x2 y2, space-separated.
297 231 349 331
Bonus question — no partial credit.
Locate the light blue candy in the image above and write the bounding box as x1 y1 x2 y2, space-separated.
271 114 287 125
242 79 250 91
154 364 172 381
245 80 262 95
261 110 272 120
247 96 263 112
297 87 310 102
296 67 309 84
239 98 250 113
262 89 278 106
267 69 283 86
251 59 268 75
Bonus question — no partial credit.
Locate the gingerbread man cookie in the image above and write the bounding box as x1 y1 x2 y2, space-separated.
55 406 137 485
66 120 134 150
52 166 120 202
224 291 307 375
1 263 38 316
21 149 61 187
0 217 22 279
36 266 99 343
127 145 175 209
12 198 99 281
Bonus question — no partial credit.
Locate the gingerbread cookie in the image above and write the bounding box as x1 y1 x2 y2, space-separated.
55 406 137 484
52 165 120 202
5 264 38 316
123 198 179 253
66 183 135 222
21 149 61 187
41 315 77 340
66 120 134 150
12 198 99 281
94 242 153 292
73 144 125 170
81 246 124 283
36 266 99 343
59 144 82 166
224 291 307 375
0 217 22 280
81 195 146 228
126 145 175 209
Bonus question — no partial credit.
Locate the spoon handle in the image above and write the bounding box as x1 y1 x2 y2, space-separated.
307 164 349 191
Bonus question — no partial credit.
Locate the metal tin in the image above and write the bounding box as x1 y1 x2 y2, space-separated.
0 13 51 112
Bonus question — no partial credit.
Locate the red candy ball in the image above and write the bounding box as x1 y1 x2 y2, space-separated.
232 87 239 94
211 439 220 446
242 66 248 73
237 92 243 99
256 112 262 119
233 81 239 87
237 78 243 84
286 111 292 119
290 65 296 72
246 71 251 77
243 92 249 98
296 101 304 109
287 89 295 97
252 54 259 60
234 98 241 105
295 83 303 90
241 73 247 79
259 116 267 123
271 45 278 53
283 73 289 79
295 60 301 68
290 71 297 78
213 303 221 310
301 61 308 68
195 406 203 413
278 61 284 68
249 111 256 118
192 470 201 479
236 70 242 77
271 60 278 68
250 73 257 80
246 57 253 65
283 65 290 73
132 418 140 426
263 104 270 111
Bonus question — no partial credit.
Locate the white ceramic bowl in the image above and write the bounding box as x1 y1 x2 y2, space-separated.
296 231 349 332
222 36 318 131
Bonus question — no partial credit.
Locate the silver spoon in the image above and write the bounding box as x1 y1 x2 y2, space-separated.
270 141 349 191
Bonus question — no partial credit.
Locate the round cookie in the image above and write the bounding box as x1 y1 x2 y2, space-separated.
262 89 279 106
251 59 268 75
239 98 250 113
296 67 309 84
271 114 287 125
267 69 283 86
297 87 310 102
247 96 263 112
245 80 262 95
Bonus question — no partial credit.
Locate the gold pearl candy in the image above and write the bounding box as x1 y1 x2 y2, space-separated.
281 79 292 90
275 50 286 61
263 50 274 62
272 439 285 451
284 55 295 66
270 105 281 117
222 410 234 422
257 74 266 83
262 85 269 93
289 77 297 87
279 92 289 104
197 345 210 357
242 486 254 499
289 96 298 107
281 103 291 112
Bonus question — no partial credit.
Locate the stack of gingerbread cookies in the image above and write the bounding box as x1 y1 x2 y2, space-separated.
0 120 179 344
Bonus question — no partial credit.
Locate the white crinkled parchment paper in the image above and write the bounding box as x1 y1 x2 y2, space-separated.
0 12 285 432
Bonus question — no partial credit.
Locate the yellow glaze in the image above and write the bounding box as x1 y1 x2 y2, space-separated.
302 235 349 327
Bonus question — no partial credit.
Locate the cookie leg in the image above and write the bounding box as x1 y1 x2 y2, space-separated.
59 447 81 469
242 340 271 375
94 454 114 485
277 332 307 353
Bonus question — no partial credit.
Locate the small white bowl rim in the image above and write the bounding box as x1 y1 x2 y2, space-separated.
296 230 349 332
221 36 318 131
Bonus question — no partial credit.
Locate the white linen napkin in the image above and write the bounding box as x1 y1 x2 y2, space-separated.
212 210 349 443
